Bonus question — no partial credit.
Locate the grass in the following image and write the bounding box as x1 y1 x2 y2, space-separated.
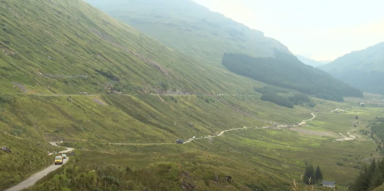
0 0 265 96
0 0 384 190
1 91 381 190
0 130 55 190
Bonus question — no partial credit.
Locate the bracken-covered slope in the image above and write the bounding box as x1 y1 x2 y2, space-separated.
0 0 262 95
84 0 292 65
320 42 384 94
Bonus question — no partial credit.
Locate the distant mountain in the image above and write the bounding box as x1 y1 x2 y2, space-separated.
84 0 292 65
296 55 327 67
223 51 363 102
320 42 384 94
85 0 363 101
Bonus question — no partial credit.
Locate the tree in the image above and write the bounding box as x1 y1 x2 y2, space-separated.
303 162 315 185
314 165 323 183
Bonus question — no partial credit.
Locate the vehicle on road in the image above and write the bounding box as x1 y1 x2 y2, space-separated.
55 156 63 165
62 154 67 159
176 139 184 144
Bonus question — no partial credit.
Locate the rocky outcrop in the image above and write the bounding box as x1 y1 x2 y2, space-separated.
1 146 11 153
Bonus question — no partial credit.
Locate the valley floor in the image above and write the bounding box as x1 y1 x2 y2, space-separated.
1 93 383 190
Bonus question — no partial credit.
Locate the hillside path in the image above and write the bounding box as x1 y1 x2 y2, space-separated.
110 112 318 146
4 143 73 191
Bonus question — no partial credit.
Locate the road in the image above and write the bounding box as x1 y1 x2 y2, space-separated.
109 112 319 146
335 132 357 141
298 113 316 126
3 111 322 190
4 143 73 191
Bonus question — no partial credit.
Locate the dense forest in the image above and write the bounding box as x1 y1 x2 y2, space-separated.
261 94 294 108
222 52 363 102
255 86 316 108
259 93 315 108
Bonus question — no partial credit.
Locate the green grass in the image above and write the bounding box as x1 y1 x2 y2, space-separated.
0 131 55 190
1 0 384 190
1 92 381 190
0 0 265 96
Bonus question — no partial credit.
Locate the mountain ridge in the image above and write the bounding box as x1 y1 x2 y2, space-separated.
320 42 384 94
84 0 293 65
222 51 363 102
296 55 327 67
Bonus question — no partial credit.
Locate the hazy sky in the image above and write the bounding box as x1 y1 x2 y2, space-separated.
192 0 384 61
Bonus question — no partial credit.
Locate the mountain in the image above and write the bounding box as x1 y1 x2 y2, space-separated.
296 55 327 67
0 0 270 189
223 52 363 102
84 0 292 65
0 0 378 190
84 0 362 101
0 0 272 96
0 0 308 189
320 42 384 94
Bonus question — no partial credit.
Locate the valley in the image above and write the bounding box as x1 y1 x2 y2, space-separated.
1 91 383 190
0 0 383 190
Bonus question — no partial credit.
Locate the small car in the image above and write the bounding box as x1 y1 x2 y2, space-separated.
62 154 67 159
55 156 63 165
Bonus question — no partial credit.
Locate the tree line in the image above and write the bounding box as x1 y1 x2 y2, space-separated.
260 92 315 108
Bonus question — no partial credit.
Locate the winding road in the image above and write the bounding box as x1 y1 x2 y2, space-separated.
109 112 318 146
4 143 73 191
5 111 320 190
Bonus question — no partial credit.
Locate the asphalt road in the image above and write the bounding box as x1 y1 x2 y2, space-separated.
4 143 73 191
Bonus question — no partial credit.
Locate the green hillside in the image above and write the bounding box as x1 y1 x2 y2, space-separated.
84 0 292 66
83 0 363 102
222 52 363 102
0 0 383 190
320 42 384 94
0 0 264 95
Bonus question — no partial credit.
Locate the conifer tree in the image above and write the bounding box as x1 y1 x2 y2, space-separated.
314 165 323 183
303 163 315 185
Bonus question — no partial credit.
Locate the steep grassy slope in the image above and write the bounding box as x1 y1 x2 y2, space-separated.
0 0 263 95
84 0 292 66
320 42 384 94
84 0 362 102
0 133 55 189
0 0 382 190
222 52 363 101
